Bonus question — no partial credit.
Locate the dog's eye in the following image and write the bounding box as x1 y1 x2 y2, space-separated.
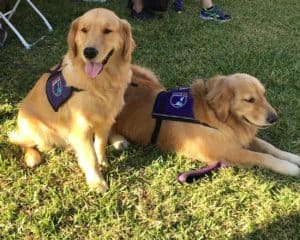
81 27 88 33
103 28 112 34
244 97 256 103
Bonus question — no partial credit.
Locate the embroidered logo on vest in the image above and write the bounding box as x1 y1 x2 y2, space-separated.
151 88 216 144
152 88 197 123
170 90 188 108
52 76 63 97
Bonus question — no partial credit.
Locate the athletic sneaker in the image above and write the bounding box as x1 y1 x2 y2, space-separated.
131 9 156 20
200 6 231 22
0 23 7 48
173 0 183 13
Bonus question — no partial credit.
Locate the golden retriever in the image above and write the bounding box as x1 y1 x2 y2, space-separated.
111 65 300 176
9 8 135 192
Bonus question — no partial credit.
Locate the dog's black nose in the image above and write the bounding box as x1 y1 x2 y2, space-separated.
267 112 279 124
84 47 98 59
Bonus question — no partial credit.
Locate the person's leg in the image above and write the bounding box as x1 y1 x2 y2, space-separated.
202 0 213 9
200 0 231 22
132 0 143 12
144 0 169 11
130 0 155 20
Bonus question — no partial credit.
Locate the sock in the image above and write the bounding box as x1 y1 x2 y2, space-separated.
205 6 214 11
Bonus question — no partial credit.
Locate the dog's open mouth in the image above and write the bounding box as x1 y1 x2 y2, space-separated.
242 116 271 129
85 49 114 78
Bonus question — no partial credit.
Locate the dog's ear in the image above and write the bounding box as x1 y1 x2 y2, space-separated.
206 76 233 122
67 17 80 58
120 19 135 62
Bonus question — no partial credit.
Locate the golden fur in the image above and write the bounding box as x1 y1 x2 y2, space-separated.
112 65 300 176
9 8 135 192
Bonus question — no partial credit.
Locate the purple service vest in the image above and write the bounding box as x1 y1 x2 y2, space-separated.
46 64 82 112
152 88 198 123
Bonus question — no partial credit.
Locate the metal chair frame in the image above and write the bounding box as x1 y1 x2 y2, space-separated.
0 0 53 49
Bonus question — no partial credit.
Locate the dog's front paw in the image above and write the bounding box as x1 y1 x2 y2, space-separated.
112 139 130 151
281 161 300 177
89 181 109 193
290 154 300 167
283 152 300 166
97 155 109 170
109 133 129 151
86 170 108 192
87 177 108 193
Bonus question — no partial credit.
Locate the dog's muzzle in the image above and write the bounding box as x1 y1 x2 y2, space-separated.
84 49 114 78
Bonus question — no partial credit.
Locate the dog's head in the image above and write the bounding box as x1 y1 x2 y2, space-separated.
67 8 135 78
206 73 278 128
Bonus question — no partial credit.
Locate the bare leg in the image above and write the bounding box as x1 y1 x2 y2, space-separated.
249 137 300 166
132 0 143 13
202 0 213 9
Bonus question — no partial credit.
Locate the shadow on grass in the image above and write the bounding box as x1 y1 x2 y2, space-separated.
232 212 300 240
107 144 169 172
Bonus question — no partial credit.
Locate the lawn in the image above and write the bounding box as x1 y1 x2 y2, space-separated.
0 0 300 239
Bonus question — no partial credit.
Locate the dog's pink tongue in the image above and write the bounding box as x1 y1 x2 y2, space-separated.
85 62 103 78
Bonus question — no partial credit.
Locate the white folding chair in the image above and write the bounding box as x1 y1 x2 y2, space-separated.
0 0 53 49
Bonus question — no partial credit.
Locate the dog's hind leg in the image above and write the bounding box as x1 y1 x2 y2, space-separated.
9 130 36 147
24 147 42 167
9 130 42 167
249 137 300 166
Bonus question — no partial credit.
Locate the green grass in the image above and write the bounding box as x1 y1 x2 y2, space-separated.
1 0 300 239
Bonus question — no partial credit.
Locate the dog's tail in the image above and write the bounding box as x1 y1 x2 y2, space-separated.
131 64 161 85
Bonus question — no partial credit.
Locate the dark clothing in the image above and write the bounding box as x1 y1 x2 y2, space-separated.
128 0 169 12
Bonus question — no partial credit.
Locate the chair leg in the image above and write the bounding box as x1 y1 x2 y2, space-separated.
0 11 31 49
26 0 53 32
7 0 21 20
0 0 53 49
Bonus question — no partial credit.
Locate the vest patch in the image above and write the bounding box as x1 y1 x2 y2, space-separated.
151 88 216 144
46 64 81 112
152 88 198 123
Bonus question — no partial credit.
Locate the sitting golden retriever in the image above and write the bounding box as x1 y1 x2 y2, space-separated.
9 8 135 192
111 65 300 176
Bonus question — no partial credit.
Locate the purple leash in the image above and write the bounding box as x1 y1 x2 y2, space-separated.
178 162 227 184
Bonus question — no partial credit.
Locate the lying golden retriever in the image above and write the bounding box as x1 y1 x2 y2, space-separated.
9 8 135 192
111 65 300 176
